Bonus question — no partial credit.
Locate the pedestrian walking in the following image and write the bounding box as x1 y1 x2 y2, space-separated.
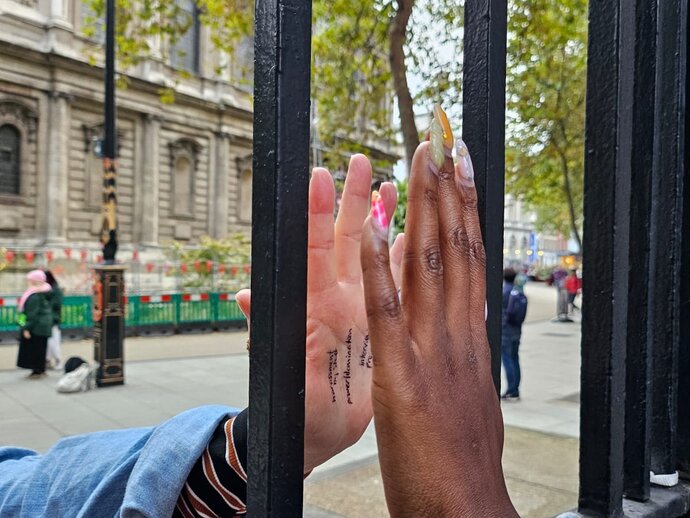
565 268 581 314
45 270 63 369
549 266 570 321
501 268 528 401
16 270 53 378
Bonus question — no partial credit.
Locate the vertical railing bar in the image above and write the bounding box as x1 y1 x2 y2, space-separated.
648 0 687 479
679 5 690 474
247 0 312 516
578 0 634 514
623 0 658 502
462 0 508 394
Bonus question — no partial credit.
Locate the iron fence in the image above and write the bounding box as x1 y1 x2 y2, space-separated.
248 0 690 517
0 293 245 343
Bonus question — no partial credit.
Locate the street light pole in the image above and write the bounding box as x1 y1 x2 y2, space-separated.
102 0 118 260
93 0 126 387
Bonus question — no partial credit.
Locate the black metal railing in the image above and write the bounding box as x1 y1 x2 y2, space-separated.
247 0 690 516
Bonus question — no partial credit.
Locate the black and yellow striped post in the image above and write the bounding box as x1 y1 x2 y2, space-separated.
93 0 125 387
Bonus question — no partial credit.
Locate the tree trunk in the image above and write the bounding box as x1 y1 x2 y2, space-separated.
388 0 418 171
559 151 583 253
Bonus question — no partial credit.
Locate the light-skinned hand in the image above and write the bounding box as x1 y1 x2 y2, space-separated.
235 155 405 473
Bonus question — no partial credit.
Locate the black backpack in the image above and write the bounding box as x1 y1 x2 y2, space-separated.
64 356 87 374
506 289 528 326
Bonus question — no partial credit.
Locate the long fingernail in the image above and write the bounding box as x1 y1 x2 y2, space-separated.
433 104 454 155
429 118 445 174
371 191 389 237
456 138 475 186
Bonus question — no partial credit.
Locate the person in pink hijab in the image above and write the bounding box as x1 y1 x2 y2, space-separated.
16 270 53 378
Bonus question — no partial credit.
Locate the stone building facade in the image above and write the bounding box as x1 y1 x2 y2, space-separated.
0 0 256 258
503 195 569 270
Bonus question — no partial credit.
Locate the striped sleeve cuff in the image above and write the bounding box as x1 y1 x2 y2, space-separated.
174 409 248 517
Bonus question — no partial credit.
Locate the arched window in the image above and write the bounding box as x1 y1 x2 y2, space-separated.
0 124 21 195
169 138 200 218
170 0 200 74
239 169 252 222
174 155 193 215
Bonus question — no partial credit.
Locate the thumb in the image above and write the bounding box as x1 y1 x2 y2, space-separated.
235 288 251 326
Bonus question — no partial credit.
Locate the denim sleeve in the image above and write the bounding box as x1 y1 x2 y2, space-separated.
0 405 237 518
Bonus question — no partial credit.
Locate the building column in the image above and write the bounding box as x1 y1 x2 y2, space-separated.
136 114 160 245
211 132 231 238
44 92 70 243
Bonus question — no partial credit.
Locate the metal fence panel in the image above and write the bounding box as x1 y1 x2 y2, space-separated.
624 0 657 502
247 0 312 515
648 0 688 478
679 8 690 471
462 0 507 393
578 0 635 513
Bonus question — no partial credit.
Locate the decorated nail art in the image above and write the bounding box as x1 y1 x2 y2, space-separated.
371 190 389 232
429 104 455 173
433 104 454 154
429 118 445 172
456 138 475 186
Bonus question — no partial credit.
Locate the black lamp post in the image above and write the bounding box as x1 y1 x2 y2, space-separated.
93 0 126 387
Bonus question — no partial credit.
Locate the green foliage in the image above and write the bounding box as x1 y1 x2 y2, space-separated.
83 0 587 243
166 234 251 291
505 0 587 249
392 177 408 236
82 0 466 172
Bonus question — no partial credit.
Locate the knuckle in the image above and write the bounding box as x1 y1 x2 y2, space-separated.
448 227 469 255
469 240 486 266
367 291 401 320
423 245 443 275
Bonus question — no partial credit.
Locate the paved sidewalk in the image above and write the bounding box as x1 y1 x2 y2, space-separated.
0 282 581 516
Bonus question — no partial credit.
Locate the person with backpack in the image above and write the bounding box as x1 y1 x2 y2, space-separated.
16 270 53 379
501 267 528 401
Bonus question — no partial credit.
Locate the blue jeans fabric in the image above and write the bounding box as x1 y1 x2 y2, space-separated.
501 328 522 396
0 405 236 517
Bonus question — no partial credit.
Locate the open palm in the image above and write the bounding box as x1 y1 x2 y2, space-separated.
236 155 402 473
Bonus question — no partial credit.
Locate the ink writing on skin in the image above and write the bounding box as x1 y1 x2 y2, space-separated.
328 350 339 403
344 328 353 404
360 334 369 367
359 334 373 369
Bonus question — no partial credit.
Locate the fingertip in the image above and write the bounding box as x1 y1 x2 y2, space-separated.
349 153 372 171
379 182 397 220
310 168 335 214
236 289 251 320
343 154 373 197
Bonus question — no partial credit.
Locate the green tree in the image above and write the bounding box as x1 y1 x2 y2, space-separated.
87 0 587 243
505 0 587 252
167 234 251 291
84 0 464 171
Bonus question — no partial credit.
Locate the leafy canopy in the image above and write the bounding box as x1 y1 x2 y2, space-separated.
505 0 587 249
